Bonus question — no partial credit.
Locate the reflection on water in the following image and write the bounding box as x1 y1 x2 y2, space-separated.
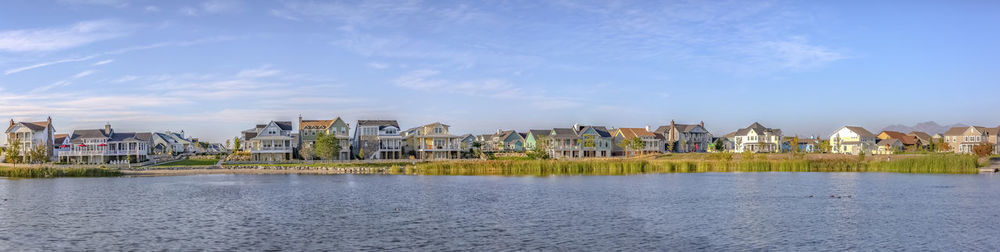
1 173 999 250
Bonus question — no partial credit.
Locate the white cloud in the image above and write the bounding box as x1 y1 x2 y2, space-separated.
0 19 134 52
73 70 95 79
5 36 238 75
92 59 114 66
181 0 244 16
31 80 72 93
144 6 161 12
113 75 138 83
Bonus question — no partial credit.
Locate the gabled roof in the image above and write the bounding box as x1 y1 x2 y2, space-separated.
551 128 578 139
274 121 293 131
943 127 967 136
842 126 876 138
357 120 399 128
6 121 50 133
53 134 68 145
617 128 656 139
735 122 779 136
880 131 917 145
578 126 612 138
526 130 550 139
299 118 339 130
908 131 932 141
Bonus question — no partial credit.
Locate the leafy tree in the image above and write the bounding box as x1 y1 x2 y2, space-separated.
225 139 231 149
938 139 950 152
666 141 675 153
630 137 646 155
678 139 687 153
790 136 800 153
28 144 47 164
973 142 994 157
299 144 315 160
713 138 725 152
616 137 631 157
527 135 551 159
314 132 342 160
233 137 241 151
357 148 366 160
6 137 22 164
582 135 596 148
818 140 831 153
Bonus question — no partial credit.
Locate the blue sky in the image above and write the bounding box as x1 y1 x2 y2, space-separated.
1 0 999 142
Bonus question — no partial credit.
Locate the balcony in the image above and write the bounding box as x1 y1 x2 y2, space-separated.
58 150 148 156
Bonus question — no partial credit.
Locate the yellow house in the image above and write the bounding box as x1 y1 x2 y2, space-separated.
402 122 462 159
829 126 877 155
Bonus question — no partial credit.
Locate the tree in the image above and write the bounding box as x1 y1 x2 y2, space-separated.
314 132 342 160
357 148 365 160
790 136 800 153
628 137 646 155
678 139 687 153
938 139 950 152
666 141 675 153
582 135 596 148
5 137 22 164
233 137 242 151
818 140 831 153
616 138 631 157
973 142 994 157
527 136 551 160
28 144 47 164
713 138 725 152
225 139 231 149
299 144 315 160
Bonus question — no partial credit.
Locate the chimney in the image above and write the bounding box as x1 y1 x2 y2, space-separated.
670 120 675 128
497 129 502 134
104 123 112 135
699 121 704 127
47 116 52 125
645 125 651 132
180 130 185 138
9 119 13 127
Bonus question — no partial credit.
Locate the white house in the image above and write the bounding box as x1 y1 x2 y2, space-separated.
242 121 295 161
59 123 152 164
733 122 783 153
5 117 56 162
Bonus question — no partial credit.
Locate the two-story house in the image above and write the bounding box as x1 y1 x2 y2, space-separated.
5 117 56 162
733 122 783 153
242 121 294 161
524 130 551 151
547 128 579 159
829 126 877 155
59 123 152 164
298 116 351 160
654 121 712 153
151 130 194 156
353 120 402 160
943 126 998 154
572 124 612 158
612 127 663 156
486 129 525 152
402 122 462 159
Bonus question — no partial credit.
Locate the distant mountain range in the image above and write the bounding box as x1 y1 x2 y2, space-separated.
881 121 967 135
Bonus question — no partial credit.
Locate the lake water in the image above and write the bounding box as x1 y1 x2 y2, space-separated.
2 173 1000 251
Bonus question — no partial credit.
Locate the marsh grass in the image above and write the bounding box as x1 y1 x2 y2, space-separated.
0 167 123 178
401 155 980 176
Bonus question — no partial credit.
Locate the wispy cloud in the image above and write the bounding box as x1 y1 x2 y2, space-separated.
392 69 580 110
72 70 95 79
92 59 114 66
58 0 129 8
0 19 134 52
367 62 389 69
181 0 244 16
4 36 238 75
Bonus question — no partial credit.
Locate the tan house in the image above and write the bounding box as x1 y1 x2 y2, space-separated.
402 122 462 160
298 116 351 160
943 126 999 154
612 127 663 156
907 131 932 148
733 122 783 153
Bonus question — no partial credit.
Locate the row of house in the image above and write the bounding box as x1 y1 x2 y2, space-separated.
4 118 225 164
827 125 1000 155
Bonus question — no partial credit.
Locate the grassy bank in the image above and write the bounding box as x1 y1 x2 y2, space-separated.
400 155 981 176
0 167 123 178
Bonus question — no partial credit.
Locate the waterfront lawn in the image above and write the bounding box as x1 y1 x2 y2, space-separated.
155 159 219 167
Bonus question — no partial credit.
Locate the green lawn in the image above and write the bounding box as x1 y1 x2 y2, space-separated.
154 159 219 167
